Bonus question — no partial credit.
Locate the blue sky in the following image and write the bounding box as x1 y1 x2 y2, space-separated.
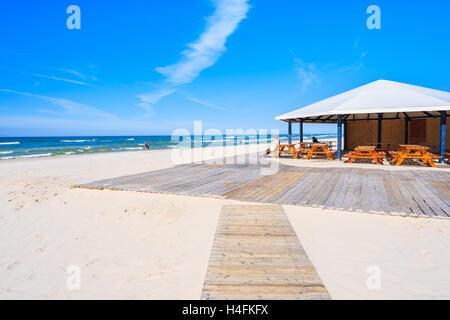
0 0 449 136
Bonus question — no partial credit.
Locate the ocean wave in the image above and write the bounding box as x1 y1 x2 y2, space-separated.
61 139 95 143
127 138 135 141
0 141 20 145
0 151 13 154
1 153 52 160
111 147 142 151
18 153 52 159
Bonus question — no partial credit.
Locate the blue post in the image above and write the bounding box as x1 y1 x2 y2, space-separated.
299 119 303 143
337 115 342 160
343 121 347 151
288 121 292 144
440 111 446 163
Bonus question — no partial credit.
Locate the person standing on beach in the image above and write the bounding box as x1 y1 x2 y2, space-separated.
144 142 150 150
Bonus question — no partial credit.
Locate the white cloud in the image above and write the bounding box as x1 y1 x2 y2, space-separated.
156 0 250 84
0 89 116 119
137 0 250 109
60 68 86 80
293 58 319 92
186 96 227 111
138 88 177 105
32 73 94 86
135 103 155 117
60 69 99 82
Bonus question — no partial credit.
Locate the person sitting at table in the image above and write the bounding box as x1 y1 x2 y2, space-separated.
312 136 319 143
265 134 280 157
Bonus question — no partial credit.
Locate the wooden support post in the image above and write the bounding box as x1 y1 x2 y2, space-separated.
299 119 303 143
288 121 292 145
337 115 342 161
440 111 447 163
377 113 382 148
404 118 409 144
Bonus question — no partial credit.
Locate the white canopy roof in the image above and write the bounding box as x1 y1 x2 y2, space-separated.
276 80 450 123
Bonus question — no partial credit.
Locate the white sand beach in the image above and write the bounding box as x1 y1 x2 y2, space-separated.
1 145 450 299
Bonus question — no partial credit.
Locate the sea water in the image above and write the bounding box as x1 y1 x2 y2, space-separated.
0 134 336 160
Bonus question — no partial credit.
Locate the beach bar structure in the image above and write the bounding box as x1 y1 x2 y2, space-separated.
276 80 450 162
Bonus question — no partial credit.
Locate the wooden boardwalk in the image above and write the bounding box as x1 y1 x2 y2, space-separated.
78 162 450 218
201 205 329 300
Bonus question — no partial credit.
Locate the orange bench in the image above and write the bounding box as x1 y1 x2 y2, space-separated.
304 143 335 160
390 145 438 167
345 146 386 165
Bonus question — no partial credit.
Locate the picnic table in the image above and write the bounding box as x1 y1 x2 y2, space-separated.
293 142 313 158
323 141 335 148
304 143 335 160
390 144 440 167
345 146 386 165
366 142 398 151
275 143 299 159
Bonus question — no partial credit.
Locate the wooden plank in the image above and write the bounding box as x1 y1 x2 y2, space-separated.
323 170 346 209
201 205 329 300
350 171 363 211
76 162 450 220
358 171 370 212
402 178 435 217
310 169 341 207
333 173 351 210
374 172 390 214
426 180 450 200
412 179 449 217
388 172 413 215
296 170 331 206
420 181 450 217
368 173 381 213
342 170 356 211
253 172 304 202
382 176 402 214
222 172 304 201
395 176 423 216
271 172 319 204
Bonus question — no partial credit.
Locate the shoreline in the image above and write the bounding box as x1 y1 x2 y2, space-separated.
0 135 338 162
0 144 266 163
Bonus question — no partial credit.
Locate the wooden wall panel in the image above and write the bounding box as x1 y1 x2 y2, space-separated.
409 119 427 145
381 119 405 148
346 120 376 150
347 117 449 152
346 119 405 150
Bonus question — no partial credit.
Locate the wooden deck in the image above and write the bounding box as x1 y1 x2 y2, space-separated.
77 162 450 218
201 205 329 300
